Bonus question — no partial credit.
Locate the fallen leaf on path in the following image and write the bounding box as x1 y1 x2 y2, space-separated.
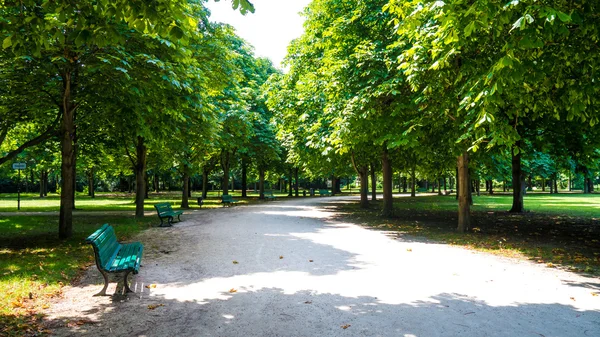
341 324 351 329
229 288 237 293
279 256 284 259
232 260 239 264
309 260 313 262
145 284 157 289
147 304 164 310
592 293 599 297
546 263 555 268
304 301 312 304
406 248 412 252
570 297 576 301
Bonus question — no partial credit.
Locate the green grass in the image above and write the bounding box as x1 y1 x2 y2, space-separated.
333 193 600 277
0 214 155 336
0 190 296 213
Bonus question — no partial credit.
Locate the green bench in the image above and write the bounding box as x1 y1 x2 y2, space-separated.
221 194 239 206
154 202 184 227
264 191 276 201
85 224 144 296
319 189 332 196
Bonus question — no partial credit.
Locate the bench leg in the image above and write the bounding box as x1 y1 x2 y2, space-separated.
123 271 133 293
93 269 110 296
177 214 181 222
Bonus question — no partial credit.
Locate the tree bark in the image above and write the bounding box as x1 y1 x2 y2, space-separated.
350 152 369 209
59 70 75 239
135 136 147 218
202 167 210 199
71 110 78 210
39 170 46 198
370 163 377 201
509 143 525 213
411 165 416 197
294 167 299 197
221 150 232 196
403 176 407 193
554 178 559 194
154 172 159 193
381 146 393 217
476 179 480 196
289 170 293 197
88 167 95 198
241 158 248 197
331 176 336 196
181 165 190 209
437 178 442 195
443 177 447 194
259 169 265 199
456 168 459 200
457 152 471 232
488 179 494 195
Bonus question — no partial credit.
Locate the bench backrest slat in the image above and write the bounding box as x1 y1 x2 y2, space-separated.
154 203 173 215
222 195 233 201
87 224 121 270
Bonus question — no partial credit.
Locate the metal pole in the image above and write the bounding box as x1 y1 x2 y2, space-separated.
17 168 21 210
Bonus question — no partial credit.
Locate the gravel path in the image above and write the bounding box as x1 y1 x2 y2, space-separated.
44 196 600 336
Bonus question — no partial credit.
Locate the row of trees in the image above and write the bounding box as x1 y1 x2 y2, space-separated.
2 0 599 238
0 0 286 239
264 0 600 231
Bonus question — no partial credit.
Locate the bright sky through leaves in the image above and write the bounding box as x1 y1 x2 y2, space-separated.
206 0 312 69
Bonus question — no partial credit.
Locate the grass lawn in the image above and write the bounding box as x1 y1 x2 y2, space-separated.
0 214 155 336
333 193 600 277
0 190 296 213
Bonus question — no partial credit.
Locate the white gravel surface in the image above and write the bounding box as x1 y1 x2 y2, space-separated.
44 196 600 336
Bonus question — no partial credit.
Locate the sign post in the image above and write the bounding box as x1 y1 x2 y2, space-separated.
12 163 26 210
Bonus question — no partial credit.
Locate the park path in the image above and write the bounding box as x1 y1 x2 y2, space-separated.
44 196 600 336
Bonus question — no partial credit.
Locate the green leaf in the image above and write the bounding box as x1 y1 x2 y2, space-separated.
2 36 12 49
556 11 571 22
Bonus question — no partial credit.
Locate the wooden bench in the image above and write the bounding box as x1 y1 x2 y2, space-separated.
264 191 276 201
319 189 332 196
85 224 144 296
154 202 184 227
221 194 239 206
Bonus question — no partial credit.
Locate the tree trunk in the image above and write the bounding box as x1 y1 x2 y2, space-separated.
181 165 190 209
202 167 210 199
288 170 293 197
443 177 447 194
542 177 546 192
455 168 459 200
549 178 554 194
509 144 525 213
88 167 95 198
331 176 336 196
294 167 299 197
350 152 369 209
554 178 559 194
457 152 471 232
411 165 416 197
39 170 45 198
488 179 494 195
476 179 480 196
135 136 147 218
370 163 377 201
221 150 232 196
59 70 76 239
44 171 48 196
381 146 393 217
241 158 248 197
527 175 533 191
154 172 159 193
259 169 265 199
403 176 407 193
145 172 149 199
437 178 442 195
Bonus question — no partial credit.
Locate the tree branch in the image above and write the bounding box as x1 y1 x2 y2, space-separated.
0 111 61 166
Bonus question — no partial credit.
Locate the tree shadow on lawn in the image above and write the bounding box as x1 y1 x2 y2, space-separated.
323 199 600 276
40 287 600 336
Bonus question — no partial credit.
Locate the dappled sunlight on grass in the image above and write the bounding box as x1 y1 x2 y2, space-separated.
0 214 155 335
